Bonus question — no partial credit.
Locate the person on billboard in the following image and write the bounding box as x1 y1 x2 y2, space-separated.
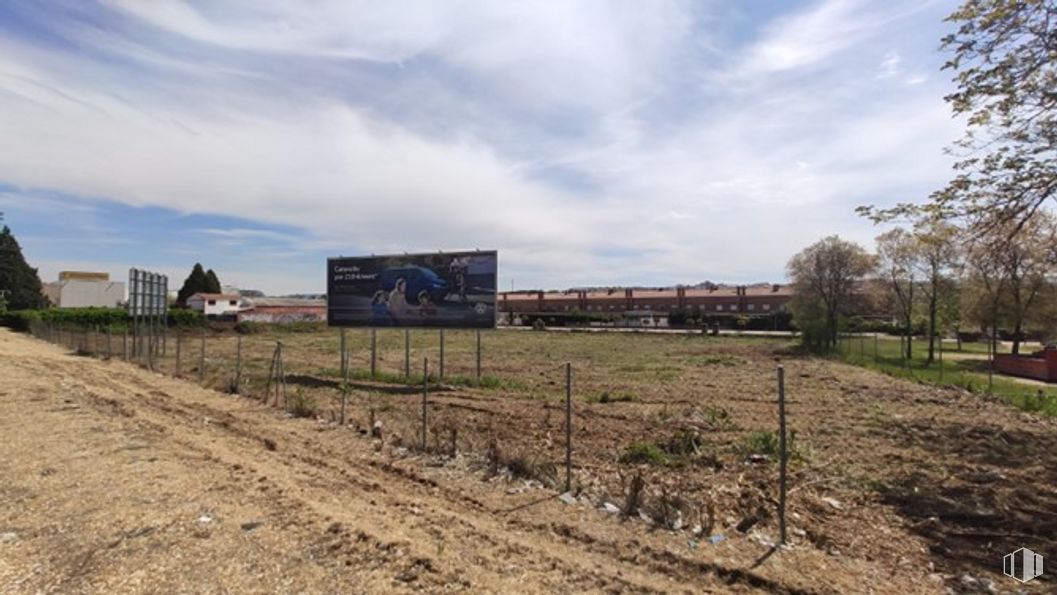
388 278 409 323
449 257 468 303
370 290 392 326
418 290 437 322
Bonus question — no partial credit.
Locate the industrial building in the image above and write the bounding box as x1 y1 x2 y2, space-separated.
236 297 326 323
42 271 126 308
499 284 793 326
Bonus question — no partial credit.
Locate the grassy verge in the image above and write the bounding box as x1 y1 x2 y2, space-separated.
836 335 1057 416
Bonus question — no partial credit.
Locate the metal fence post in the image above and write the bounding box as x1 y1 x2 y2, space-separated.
175 333 182 376
106 326 112 359
476 330 482 380
778 365 788 545
938 335 944 382
235 335 242 394
123 327 129 361
404 329 411 378
439 329 445 380
422 357 429 450
565 362 573 493
199 327 206 384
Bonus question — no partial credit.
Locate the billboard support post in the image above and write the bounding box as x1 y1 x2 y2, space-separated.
339 328 347 380
370 328 377 378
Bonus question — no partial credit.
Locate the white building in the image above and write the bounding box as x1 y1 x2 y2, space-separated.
186 293 242 317
43 272 125 308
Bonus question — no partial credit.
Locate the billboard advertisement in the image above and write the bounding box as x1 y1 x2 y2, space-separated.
327 251 497 328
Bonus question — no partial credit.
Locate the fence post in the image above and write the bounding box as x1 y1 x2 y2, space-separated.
175 333 182 376
987 325 994 395
476 330 482 380
422 357 428 450
199 327 206 384
439 329 445 380
123 327 129 361
873 333 878 362
778 365 788 546
565 362 573 493
235 335 242 394
370 328 377 378
938 335 944 382
405 329 411 378
106 326 112 359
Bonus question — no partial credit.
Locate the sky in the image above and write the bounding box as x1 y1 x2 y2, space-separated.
0 0 963 295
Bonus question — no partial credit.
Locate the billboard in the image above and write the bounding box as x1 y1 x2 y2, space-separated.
327 251 497 328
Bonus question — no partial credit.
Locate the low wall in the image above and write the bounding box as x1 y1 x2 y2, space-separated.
993 351 1057 382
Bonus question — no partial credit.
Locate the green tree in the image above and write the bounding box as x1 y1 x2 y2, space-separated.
861 1 1057 233
788 236 876 352
875 228 919 359
0 225 47 310
176 263 208 306
204 269 222 294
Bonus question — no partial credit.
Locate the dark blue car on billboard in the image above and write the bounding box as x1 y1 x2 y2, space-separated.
378 266 449 304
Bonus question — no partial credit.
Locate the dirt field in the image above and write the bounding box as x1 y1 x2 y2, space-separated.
2 327 1055 594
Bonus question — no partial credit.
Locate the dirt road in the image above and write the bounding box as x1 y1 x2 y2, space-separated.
0 328 1048 593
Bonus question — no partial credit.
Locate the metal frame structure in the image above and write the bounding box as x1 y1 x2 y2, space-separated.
128 268 169 369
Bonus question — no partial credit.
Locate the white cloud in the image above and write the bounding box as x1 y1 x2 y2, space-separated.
0 0 962 292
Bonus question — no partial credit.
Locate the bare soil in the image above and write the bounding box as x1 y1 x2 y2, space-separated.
2 328 1054 594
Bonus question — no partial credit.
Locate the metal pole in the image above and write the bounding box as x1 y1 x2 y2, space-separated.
175 333 182 376
370 328 377 378
439 329 445 380
778 365 788 545
938 334 944 383
476 329 482 380
988 325 994 395
422 357 428 450
123 327 128 361
199 327 206 384
106 326 112 359
565 362 572 493
404 329 410 378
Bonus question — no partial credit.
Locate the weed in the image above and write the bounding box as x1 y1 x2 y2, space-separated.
619 442 670 465
594 391 634 404
743 430 803 461
289 390 318 418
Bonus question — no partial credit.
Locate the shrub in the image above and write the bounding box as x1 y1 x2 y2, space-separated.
619 442 669 465
234 321 263 334
2 309 41 332
167 309 205 328
532 319 546 331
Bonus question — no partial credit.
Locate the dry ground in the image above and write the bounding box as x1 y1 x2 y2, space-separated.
2 327 1055 594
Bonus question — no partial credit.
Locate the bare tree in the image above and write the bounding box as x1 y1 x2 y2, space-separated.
788 236 876 351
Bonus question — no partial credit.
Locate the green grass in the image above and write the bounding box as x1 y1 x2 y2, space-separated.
836 335 1057 417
